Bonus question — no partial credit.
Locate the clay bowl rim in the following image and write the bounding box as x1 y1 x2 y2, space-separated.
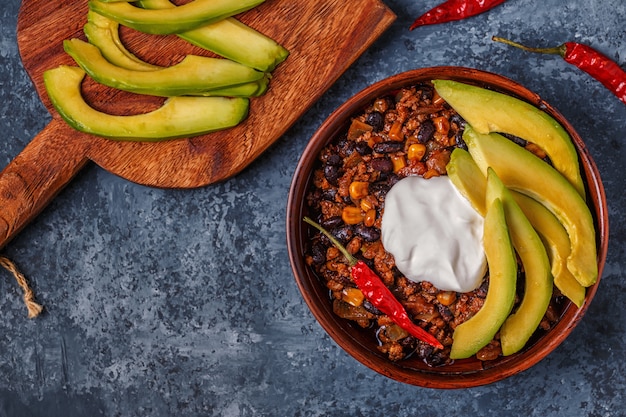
286 66 608 389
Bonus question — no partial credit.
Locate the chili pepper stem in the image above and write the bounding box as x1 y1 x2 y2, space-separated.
492 36 567 57
493 36 626 105
303 216 357 266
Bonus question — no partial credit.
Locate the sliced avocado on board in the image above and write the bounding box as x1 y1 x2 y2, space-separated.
84 10 160 72
44 66 249 141
88 0 267 35
138 0 289 72
64 38 266 97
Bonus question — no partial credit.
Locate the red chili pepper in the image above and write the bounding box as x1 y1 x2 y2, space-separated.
409 0 506 31
493 36 626 105
303 216 444 349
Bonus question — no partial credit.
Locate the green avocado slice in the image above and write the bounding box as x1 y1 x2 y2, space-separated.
463 126 597 287
84 10 161 72
446 148 487 216
487 170 553 356
450 190 517 360
83 13 269 97
433 79 585 198
190 76 269 97
511 192 586 308
447 148 586 308
88 0 266 35
43 65 249 141
137 0 289 72
63 38 266 97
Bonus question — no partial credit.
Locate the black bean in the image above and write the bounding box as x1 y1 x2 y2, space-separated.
370 157 393 173
436 303 454 322
366 111 384 132
416 343 435 361
354 224 381 242
373 141 404 154
337 138 355 157
321 188 337 201
332 225 353 244
377 171 390 182
324 164 340 185
326 154 342 166
310 242 326 265
400 336 417 349
417 119 435 143
420 85 434 101
363 300 382 315
355 141 372 155
455 131 467 150
449 113 465 128
321 216 342 229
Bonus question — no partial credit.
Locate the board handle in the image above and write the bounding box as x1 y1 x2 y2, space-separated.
0 119 89 249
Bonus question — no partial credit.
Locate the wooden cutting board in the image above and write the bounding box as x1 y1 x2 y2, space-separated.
1 0 396 249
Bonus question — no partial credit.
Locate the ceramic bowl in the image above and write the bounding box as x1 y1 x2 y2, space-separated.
286 67 608 389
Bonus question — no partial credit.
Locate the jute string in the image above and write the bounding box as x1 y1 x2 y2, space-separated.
0 255 43 318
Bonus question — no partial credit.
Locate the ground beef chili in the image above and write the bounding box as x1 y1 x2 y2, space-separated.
304 82 565 365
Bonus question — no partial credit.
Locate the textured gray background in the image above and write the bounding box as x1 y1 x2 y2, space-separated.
1 1 625 416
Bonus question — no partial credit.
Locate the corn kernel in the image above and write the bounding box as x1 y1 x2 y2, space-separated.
342 287 365 307
389 120 404 141
364 209 376 227
391 154 406 173
407 143 426 161
349 181 369 200
432 116 450 135
342 206 364 225
437 291 457 306
360 195 376 212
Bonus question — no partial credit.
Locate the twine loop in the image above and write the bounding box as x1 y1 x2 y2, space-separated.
0 255 43 318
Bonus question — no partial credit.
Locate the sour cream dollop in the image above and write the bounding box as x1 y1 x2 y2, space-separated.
381 175 487 293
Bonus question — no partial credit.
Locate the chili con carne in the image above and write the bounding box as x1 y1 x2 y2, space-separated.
493 36 626 105
303 216 444 349
409 0 506 30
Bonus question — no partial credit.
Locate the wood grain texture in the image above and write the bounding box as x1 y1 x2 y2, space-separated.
0 0 396 248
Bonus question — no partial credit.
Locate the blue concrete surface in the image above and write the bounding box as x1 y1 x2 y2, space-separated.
1 0 625 416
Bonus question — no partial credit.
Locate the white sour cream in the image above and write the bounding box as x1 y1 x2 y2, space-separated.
381 175 487 293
